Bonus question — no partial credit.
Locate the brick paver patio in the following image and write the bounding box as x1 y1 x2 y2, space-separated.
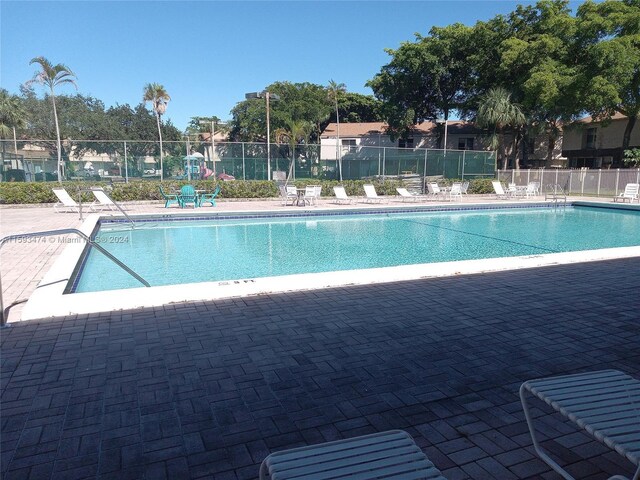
2 257 639 479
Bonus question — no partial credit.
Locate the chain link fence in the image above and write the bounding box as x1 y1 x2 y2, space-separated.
497 168 640 197
1 139 495 183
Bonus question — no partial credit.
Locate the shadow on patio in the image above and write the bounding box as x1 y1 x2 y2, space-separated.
1 258 639 479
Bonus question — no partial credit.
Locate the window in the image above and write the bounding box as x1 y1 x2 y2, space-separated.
585 128 597 149
398 138 414 148
457 138 474 150
341 139 356 147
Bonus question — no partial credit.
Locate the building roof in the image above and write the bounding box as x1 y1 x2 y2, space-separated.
575 112 628 124
320 121 481 138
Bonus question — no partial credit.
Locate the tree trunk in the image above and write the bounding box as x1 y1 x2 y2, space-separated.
546 135 556 165
156 112 164 181
499 131 509 170
622 114 637 151
50 90 63 183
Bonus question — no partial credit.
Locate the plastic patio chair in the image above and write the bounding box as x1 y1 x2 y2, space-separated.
613 183 639 203
159 185 180 208
200 185 221 207
178 185 199 208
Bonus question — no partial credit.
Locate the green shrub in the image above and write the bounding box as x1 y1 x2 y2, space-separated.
0 178 468 204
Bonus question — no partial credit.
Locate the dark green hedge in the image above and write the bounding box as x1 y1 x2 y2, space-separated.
0 178 493 204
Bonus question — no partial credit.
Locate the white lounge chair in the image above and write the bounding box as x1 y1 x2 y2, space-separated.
448 183 462 202
260 430 447 480
521 370 640 480
492 181 510 200
363 184 385 203
396 187 427 202
614 183 639 203
427 183 444 200
90 187 119 211
52 187 84 213
333 185 353 204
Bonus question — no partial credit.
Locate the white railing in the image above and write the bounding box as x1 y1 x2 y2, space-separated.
496 168 640 197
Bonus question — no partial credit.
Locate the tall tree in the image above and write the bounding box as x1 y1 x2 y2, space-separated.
368 23 476 139
0 89 27 154
143 83 171 181
25 56 77 182
327 80 346 181
476 87 526 169
574 0 640 151
229 82 331 143
274 119 313 182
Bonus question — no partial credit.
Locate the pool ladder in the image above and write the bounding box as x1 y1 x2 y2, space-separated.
0 228 150 327
77 187 136 228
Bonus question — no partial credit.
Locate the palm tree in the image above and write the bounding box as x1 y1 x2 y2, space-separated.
25 57 77 182
143 83 171 181
327 80 346 181
0 89 27 154
476 87 526 170
275 120 312 182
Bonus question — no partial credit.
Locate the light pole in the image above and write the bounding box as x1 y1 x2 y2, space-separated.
184 134 191 181
436 117 448 157
199 119 225 178
246 90 280 181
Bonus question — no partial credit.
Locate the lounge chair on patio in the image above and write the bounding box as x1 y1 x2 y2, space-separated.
178 185 199 208
159 185 180 208
363 184 386 203
52 187 84 213
449 183 463 202
259 430 447 480
492 181 510 199
90 187 119 211
333 185 354 204
396 187 427 202
427 182 444 200
525 181 540 198
520 369 640 480
200 185 221 207
614 183 639 203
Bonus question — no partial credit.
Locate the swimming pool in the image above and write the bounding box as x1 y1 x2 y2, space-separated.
72 205 640 293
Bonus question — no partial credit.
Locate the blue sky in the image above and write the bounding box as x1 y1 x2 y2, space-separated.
2 1 583 131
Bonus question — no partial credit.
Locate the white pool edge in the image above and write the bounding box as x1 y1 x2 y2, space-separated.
21 203 640 320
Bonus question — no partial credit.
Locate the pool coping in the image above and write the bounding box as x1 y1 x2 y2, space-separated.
21 200 640 321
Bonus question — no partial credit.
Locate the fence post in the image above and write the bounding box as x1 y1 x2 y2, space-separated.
382 147 386 180
597 169 601 196
540 168 544 192
124 141 129 183
461 150 465 181
423 149 428 193
636 167 640 186
615 168 619 196
568 170 572 194
242 142 246 180
527 169 530 184
511 169 515 184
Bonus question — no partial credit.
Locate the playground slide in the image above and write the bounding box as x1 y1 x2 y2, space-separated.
201 168 214 179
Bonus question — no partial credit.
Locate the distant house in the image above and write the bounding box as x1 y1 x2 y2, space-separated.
562 113 640 168
320 121 564 168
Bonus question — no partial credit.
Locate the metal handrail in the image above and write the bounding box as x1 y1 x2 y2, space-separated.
0 228 150 326
78 187 136 228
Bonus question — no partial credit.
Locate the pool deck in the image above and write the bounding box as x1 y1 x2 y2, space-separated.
1 194 640 479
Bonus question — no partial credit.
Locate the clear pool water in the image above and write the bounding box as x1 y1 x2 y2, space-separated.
73 206 640 293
